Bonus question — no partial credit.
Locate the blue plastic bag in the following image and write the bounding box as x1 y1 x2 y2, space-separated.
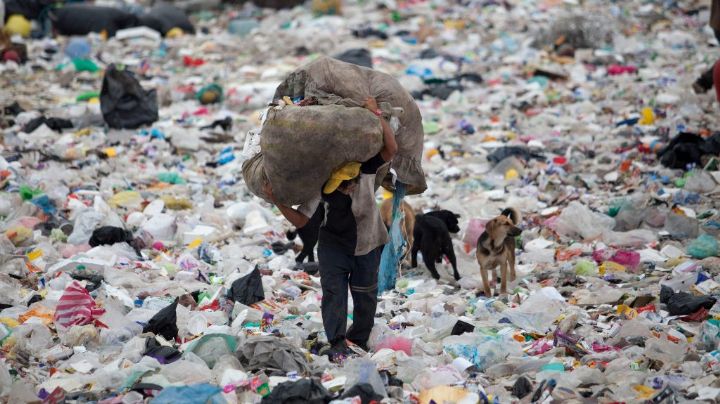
152 384 226 404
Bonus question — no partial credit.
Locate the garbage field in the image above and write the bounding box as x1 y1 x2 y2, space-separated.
2 0 720 402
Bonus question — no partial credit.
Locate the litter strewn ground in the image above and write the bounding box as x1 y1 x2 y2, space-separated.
2 0 720 402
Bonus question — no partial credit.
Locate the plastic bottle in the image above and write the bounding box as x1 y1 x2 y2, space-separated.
216 147 235 165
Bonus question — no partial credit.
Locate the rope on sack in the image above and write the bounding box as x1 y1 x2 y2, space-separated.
378 182 406 295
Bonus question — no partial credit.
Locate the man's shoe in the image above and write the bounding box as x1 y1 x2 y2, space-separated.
324 340 354 363
347 339 369 352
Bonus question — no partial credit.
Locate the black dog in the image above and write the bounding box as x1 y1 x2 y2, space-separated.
425 210 461 233
658 131 720 169
411 210 461 280
287 204 325 263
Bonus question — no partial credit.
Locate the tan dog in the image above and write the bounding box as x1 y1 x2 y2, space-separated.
380 199 415 264
476 208 521 296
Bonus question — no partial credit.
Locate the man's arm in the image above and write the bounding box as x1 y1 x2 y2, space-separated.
364 97 397 162
264 183 310 228
378 116 398 162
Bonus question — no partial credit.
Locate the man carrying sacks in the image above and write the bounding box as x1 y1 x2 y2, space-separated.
264 96 397 361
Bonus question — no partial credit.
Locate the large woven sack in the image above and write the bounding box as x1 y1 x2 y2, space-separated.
242 152 269 201
272 56 426 196
257 104 383 206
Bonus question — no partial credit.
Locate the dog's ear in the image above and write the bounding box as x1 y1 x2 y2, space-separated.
484 219 495 232
454 213 461 218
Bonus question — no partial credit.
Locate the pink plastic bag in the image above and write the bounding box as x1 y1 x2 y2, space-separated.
607 65 637 75
610 250 640 269
463 218 487 247
593 249 640 270
375 336 413 355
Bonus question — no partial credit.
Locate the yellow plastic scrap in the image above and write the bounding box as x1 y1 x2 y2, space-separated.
161 195 193 210
599 261 626 275
311 0 342 15
639 107 655 125
4 15 32 37
166 28 184 38
27 249 43 261
74 128 92 137
616 304 638 319
666 257 686 268
443 19 467 30
109 191 143 209
633 385 656 399
0 318 20 328
425 148 439 159
505 168 519 181
6 226 33 246
187 238 203 249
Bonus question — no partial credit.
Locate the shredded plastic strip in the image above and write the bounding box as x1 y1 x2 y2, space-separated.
378 182 406 294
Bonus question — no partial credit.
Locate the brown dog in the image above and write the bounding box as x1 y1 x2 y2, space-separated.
476 208 521 296
380 199 415 264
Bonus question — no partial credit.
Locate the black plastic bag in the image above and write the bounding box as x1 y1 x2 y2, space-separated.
100 64 158 129
69 273 104 293
251 0 306 9
340 383 383 404
487 146 545 164
228 267 265 305
50 5 139 37
144 337 181 364
334 49 372 68
142 298 179 340
5 0 56 20
260 379 331 404
22 116 73 133
450 320 475 336
89 226 133 247
512 376 533 399
138 4 195 36
294 262 320 276
660 285 717 316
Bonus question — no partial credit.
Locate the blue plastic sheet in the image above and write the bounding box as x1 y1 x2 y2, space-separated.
151 383 226 404
378 183 406 294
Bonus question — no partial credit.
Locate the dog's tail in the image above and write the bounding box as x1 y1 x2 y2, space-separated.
286 229 298 240
501 207 521 225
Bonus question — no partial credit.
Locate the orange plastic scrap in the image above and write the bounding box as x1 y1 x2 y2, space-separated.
19 306 55 325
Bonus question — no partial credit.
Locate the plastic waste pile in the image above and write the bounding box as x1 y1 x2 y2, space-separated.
2 0 720 402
